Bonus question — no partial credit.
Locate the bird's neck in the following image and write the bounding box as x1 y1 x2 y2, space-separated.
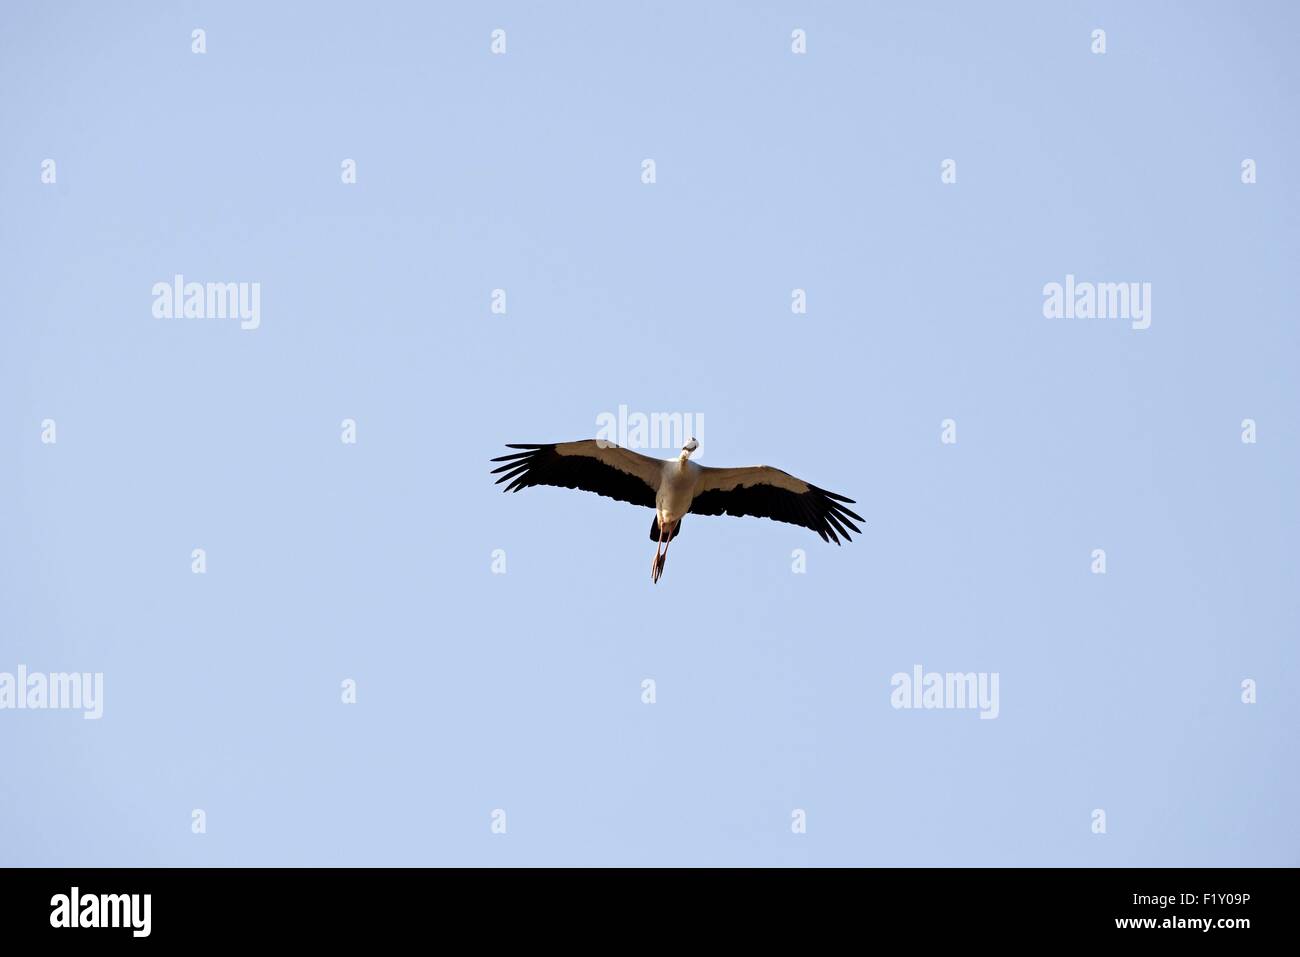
677 452 692 466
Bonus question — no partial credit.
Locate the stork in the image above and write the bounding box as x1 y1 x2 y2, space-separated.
490 439 862 583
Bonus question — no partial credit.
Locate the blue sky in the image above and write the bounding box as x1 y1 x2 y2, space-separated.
1 1 1296 865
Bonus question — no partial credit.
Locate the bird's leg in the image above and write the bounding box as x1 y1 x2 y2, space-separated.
651 523 666 582
661 522 676 562
653 521 676 583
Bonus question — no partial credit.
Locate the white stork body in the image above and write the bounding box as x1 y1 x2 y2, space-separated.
656 453 701 529
491 438 862 583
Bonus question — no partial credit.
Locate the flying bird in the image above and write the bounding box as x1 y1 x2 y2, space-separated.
490 439 862 583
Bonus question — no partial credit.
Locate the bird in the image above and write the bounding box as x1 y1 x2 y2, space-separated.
490 438 862 583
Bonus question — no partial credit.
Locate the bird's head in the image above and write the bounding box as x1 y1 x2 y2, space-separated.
679 437 699 461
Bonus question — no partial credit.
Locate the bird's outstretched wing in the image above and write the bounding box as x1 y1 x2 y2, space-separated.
490 441 662 509
689 465 863 544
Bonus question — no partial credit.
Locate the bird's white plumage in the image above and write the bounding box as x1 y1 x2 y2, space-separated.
692 464 811 497
656 459 700 526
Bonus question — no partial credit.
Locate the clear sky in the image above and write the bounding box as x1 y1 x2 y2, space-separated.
1 1 1296 866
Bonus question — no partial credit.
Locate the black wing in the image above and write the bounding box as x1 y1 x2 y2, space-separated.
490 441 659 509
689 465 863 544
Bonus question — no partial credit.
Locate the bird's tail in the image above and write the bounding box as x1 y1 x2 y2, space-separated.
650 516 683 542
